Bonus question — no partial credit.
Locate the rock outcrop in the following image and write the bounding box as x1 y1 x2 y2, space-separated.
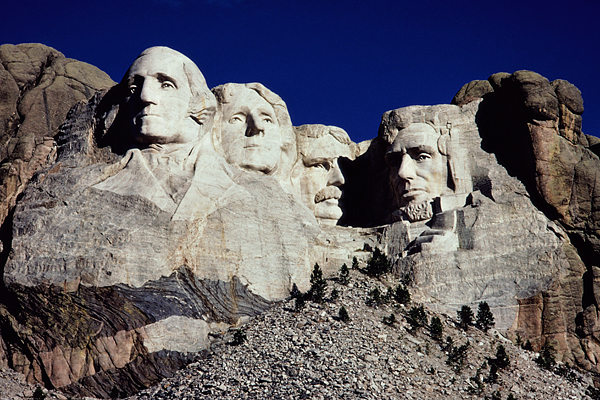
0 43 598 398
452 70 600 370
0 44 115 227
1 47 321 398
351 100 578 338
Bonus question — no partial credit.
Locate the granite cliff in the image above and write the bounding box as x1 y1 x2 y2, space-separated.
0 44 598 398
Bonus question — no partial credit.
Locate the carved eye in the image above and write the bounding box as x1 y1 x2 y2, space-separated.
416 153 431 162
229 115 245 124
263 116 274 124
128 85 138 94
316 161 332 171
161 81 175 89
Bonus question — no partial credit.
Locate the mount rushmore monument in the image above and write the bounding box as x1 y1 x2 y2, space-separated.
0 43 598 397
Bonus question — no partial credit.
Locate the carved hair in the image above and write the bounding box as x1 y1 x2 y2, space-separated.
295 124 352 144
294 124 352 162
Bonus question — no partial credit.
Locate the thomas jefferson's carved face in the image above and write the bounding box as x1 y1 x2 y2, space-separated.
385 123 445 208
299 134 352 223
125 51 198 144
220 87 282 174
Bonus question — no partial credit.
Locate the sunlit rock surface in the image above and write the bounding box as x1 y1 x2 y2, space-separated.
0 44 598 398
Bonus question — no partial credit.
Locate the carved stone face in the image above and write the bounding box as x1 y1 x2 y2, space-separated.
125 51 198 145
386 123 445 209
299 134 352 223
220 87 283 174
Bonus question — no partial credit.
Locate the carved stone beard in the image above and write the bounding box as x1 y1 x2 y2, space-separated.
392 199 434 223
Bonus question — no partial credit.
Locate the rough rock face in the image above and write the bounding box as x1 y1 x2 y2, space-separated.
0 46 324 398
0 89 320 397
0 43 598 399
452 70 600 371
359 101 578 338
0 43 115 227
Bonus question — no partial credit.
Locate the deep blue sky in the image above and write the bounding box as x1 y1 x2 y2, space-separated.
3 0 599 142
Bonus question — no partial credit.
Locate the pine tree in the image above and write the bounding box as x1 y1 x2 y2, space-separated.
446 342 470 373
535 342 556 370
458 305 474 330
339 263 350 285
290 283 301 299
294 294 306 311
486 363 499 383
429 316 443 341
366 286 383 306
309 263 327 303
351 256 359 270
330 288 339 301
382 313 396 325
476 301 495 332
230 328 247 345
407 305 428 330
393 284 411 305
493 344 510 369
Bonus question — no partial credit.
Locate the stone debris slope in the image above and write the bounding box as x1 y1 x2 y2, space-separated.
0 367 69 400
126 267 595 400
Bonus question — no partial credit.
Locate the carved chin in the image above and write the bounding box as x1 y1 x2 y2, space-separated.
228 149 279 175
239 160 277 174
315 200 343 221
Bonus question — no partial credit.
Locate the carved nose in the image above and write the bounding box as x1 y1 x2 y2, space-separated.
328 160 345 186
139 81 158 105
246 115 265 137
397 155 416 181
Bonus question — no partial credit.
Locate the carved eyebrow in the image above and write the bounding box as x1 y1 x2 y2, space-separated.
155 73 178 88
305 156 334 166
255 105 276 117
407 144 436 154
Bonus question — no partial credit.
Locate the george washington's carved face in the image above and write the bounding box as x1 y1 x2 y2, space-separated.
385 123 446 209
125 51 200 145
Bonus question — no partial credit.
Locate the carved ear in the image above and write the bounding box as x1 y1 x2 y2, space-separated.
438 134 449 156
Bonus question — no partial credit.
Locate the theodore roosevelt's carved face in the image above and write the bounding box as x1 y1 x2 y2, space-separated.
298 133 352 223
125 50 198 145
220 87 283 174
385 123 445 209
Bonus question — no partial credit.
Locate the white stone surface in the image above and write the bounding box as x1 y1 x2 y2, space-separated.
212 83 297 191
5 48 319 302
143 316 212 354
381 110 473 222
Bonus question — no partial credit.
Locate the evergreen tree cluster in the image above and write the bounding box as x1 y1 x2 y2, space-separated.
446 342 470 373
365 247 391 277
407 304 428 330
535 342 556 370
